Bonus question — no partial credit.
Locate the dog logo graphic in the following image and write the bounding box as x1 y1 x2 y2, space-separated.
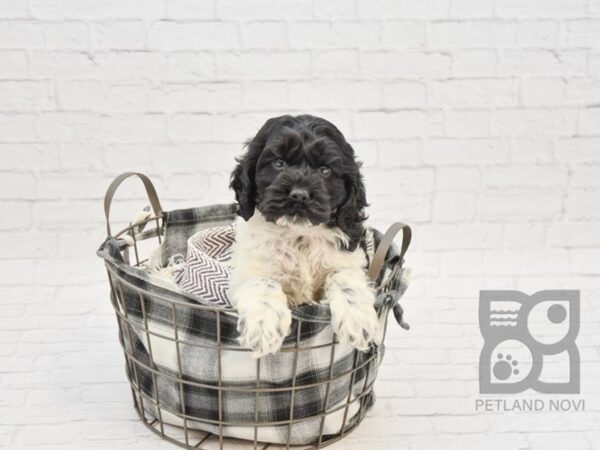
479 290 580 394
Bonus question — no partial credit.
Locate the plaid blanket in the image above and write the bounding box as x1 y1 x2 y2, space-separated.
98 203 409 445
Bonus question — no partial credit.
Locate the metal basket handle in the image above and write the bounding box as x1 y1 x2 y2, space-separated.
104 172 163 237
368 222 412 282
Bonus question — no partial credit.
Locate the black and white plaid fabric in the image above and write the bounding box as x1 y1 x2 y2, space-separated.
98 203 409 445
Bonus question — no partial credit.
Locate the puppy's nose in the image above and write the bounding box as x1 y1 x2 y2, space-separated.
289 187 310 202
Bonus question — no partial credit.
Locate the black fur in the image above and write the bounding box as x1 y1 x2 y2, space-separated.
229 114 368 251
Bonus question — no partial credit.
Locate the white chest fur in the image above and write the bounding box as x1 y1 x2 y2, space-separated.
229 212 367 307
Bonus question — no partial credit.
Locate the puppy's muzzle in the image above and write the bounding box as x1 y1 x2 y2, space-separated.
259 169 331 224
289 187 310 203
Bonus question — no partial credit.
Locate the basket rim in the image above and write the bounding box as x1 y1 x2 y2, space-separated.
104 257 401 324
98 202 406 322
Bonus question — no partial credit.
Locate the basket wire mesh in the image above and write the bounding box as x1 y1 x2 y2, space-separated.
100 172 404 450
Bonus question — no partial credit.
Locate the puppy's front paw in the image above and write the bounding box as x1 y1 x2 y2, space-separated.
326 272 379 352
332 304 378 351
233 279 292 358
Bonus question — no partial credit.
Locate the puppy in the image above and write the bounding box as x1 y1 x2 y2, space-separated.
229 115 378 358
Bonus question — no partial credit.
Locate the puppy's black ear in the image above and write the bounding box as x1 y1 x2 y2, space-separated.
336 146 368 251
230 150 257 220
230 116 289 220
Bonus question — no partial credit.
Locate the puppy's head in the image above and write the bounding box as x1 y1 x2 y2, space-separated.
230 114 367 250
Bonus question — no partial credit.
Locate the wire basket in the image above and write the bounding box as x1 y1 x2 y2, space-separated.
97 172 411 450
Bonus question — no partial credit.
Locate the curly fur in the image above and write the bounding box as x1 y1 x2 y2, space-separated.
229 114 378 357
230 114 367 251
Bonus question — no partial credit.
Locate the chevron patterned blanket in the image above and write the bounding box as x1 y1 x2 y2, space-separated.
172 224 236 308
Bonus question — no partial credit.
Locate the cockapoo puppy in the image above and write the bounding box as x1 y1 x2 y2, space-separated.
229 114 378 358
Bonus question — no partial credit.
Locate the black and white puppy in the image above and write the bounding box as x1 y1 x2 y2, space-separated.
229 114 378 357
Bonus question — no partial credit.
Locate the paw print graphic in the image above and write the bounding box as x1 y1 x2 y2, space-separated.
493 353 519 380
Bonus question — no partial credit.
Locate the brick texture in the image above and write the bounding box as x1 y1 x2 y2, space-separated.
1 1 599 449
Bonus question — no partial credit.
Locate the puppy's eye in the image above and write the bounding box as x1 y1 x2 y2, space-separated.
273 159 286 169
319 166 331 176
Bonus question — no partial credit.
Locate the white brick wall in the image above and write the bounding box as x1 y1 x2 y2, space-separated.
1 1 600 449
